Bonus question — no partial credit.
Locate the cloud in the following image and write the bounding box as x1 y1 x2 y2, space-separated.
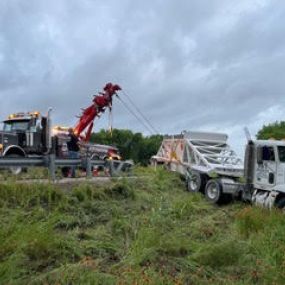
0 0 285 155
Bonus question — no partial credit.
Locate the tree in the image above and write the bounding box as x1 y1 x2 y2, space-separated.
90 129 163 165
256 121 285 140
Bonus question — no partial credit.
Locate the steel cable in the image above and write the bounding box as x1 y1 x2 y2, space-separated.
116 95 155 135
121 90 159 134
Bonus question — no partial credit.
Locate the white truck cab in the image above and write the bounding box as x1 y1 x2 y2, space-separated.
245 140 285 209
253 140 285 192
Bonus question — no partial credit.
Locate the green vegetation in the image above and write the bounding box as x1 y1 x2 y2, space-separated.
1 168 285 284
90 129 163 165
257 121 285 140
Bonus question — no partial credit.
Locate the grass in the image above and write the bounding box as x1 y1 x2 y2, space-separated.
0 167 285 284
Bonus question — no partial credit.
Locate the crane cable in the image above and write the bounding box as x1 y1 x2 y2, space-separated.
121 90 159 134
116 95 155 135
117 95 154 135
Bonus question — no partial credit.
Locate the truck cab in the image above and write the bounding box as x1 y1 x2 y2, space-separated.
242 139 285 209
0 111 48 157
253 140 285 194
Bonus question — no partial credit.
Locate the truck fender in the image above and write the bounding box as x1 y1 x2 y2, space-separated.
3 145 26 157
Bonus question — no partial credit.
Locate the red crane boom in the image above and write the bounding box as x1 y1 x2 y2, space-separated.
74 82 121 142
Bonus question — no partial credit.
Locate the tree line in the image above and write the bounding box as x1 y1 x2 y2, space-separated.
90 129 163 165
256 121 285 140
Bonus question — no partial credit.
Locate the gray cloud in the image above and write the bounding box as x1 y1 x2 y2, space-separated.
0 0 285 154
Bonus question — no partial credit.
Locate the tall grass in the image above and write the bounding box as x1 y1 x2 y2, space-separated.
0 167 285 284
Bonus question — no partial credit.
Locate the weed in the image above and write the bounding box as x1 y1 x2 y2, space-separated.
194 240 244 268
104 180 136 200
236 206 269 238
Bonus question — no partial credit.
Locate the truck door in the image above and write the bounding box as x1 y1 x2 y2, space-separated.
255 145 277 187
276 146 285 186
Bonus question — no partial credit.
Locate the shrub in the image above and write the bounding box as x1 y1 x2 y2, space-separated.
194 240 244 268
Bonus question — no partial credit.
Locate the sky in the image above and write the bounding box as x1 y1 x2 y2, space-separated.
1 0 285 156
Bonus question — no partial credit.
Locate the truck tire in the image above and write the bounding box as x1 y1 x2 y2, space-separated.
5 154 23 175
61 167 70 178
276 197 285 210
186 171 206 193
205 179 224 204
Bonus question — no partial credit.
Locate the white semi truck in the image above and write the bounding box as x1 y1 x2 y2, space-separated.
151 131 285 209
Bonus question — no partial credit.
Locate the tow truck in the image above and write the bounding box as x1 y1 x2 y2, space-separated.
0 83 124 175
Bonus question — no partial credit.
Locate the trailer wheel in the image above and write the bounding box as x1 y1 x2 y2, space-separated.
186 171 206 193
205 179 224 204
5 154 23 175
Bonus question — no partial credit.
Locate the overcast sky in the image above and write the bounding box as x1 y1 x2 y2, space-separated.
1 0 285 155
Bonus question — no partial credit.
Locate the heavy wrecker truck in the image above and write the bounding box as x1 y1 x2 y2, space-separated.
0 83 123 175
151 131 285 209
0 110 51 174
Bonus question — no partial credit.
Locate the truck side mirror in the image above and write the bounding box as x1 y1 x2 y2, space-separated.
256 147 263 164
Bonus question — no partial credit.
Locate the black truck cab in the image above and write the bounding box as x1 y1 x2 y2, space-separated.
0 112 48 157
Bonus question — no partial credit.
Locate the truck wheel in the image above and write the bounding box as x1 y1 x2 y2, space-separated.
61 167 70 178
276 197 285 210
5 154 23 175
205 179 224 204
186 171 206 193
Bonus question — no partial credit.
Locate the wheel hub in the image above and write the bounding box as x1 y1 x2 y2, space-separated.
207 183 218 199
190 179 198 190
10 166 22 175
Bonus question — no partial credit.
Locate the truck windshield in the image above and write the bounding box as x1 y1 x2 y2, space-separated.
3 121 29 132
278 146 285 162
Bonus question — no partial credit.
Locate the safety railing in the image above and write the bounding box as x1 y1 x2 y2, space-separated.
0 154 133 181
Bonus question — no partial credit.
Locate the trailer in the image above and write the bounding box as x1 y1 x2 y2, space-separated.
152 131 285 209
151 131 244 203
